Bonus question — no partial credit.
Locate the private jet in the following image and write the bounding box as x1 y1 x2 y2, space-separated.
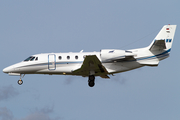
3 25 177 87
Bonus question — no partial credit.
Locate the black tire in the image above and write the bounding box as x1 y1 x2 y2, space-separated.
89 75 95 81
88 80 95 87
17 80 23 85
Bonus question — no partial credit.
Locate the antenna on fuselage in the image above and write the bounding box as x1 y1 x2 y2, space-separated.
80 50 83 53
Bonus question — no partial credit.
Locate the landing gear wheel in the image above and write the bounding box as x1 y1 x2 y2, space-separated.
88 80 95 87
18 79 23 85
18 74 25 85
89 75 95 81
88 75 95 87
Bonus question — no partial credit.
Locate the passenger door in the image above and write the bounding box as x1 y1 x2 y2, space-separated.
48 54 56 70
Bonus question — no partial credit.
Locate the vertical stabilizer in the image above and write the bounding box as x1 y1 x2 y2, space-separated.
139 25 177 66
149 25 177 51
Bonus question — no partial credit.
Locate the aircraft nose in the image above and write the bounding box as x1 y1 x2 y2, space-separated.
3 66 13 73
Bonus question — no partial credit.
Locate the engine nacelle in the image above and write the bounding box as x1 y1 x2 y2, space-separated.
100 49 126 62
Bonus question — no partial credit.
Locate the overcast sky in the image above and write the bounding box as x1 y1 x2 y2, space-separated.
1 0 180 120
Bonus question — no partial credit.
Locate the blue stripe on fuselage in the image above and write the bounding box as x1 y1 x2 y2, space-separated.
136 49 171 61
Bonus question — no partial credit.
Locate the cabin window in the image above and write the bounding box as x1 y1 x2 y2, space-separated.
59 56 62 60
35 57 38 61
67 56 70 60
75 56 78 59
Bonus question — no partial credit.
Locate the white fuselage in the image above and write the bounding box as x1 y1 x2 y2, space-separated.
2 47 170 77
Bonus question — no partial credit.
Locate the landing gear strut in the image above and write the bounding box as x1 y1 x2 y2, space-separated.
88 75 95 87
18 74 25 85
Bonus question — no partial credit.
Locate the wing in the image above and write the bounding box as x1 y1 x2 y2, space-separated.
72 55 109 78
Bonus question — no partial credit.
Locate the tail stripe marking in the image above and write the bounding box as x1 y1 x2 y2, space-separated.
166 39 172 43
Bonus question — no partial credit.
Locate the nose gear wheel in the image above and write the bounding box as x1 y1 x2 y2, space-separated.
17 74 25 85
18 79 23 85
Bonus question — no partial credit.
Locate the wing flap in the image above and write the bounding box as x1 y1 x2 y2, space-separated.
100 75 110 78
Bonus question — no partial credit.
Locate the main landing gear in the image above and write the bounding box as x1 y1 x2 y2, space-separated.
88 75 95 87
18 74 25 85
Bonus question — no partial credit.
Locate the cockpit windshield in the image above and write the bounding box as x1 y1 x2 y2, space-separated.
24 56 38 61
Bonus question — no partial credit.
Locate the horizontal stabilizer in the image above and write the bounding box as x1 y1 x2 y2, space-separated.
150 40 166 51
138 59 159 66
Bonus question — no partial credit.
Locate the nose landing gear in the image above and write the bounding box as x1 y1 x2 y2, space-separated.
18 79 23 85
18 74 25 85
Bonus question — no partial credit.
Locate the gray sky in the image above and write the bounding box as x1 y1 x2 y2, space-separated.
1 0 180 120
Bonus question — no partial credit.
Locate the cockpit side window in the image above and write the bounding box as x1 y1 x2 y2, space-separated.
24 56 33 61
24 56 36 61
30 57 35 61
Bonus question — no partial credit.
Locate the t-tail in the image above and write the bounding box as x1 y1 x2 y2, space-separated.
148 25 177 60
137 25 176 66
